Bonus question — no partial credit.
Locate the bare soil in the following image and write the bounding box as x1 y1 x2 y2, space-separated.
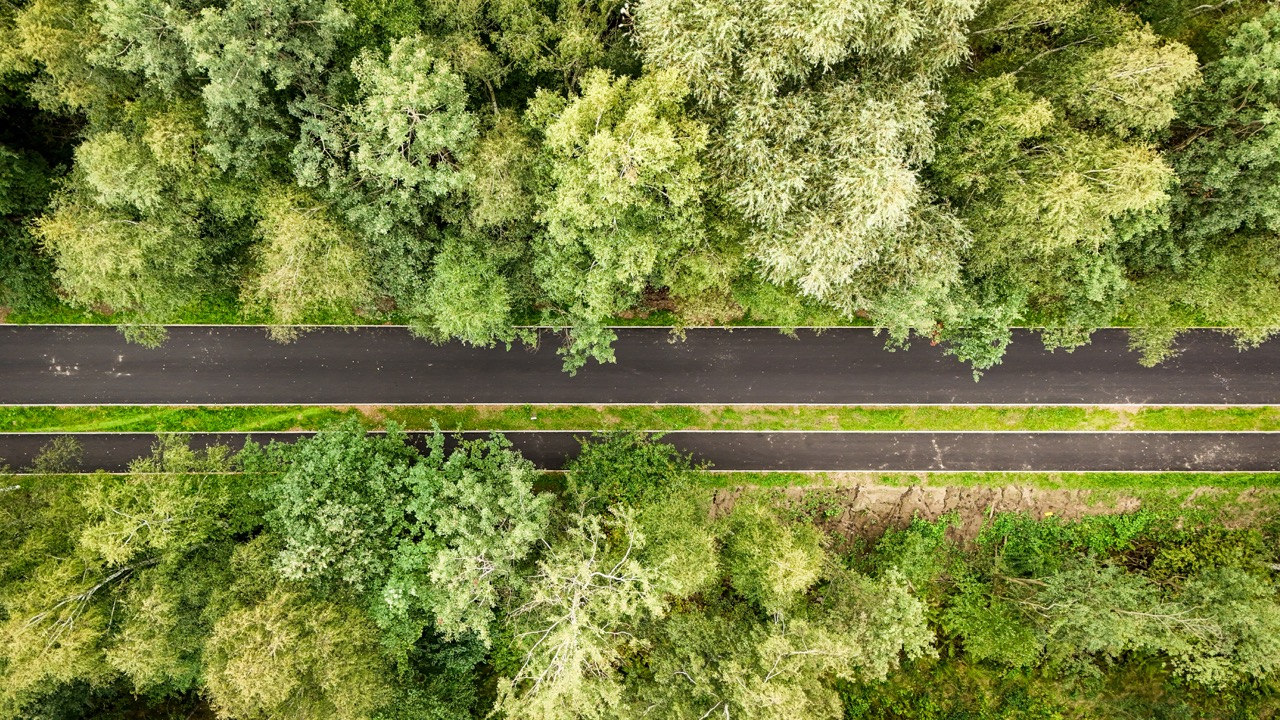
0 306 9 323
712 484 1152 543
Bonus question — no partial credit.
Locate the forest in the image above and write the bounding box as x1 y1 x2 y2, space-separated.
1 0 1279 369
2 427 1280 720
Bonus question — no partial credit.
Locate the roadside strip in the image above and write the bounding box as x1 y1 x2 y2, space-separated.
5 404 1280 432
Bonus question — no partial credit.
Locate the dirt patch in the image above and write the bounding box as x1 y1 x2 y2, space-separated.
1207 487 1280 530
712 483 1142 543
617 287 679 319
0 306 9 323
345 405 386 422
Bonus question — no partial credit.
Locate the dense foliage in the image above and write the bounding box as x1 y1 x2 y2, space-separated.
3 429 1280 719
1 0 1278 367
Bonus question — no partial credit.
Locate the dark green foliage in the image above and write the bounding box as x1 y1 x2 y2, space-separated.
564 431 701 512
0 145 56 311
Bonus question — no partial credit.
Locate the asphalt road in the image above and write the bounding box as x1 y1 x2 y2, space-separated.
1 326 1278 405
3 431 1276 472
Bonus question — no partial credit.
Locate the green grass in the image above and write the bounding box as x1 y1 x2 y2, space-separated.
1131 406 1280 430
707 471 1280 490
381 405 1130 431
3 404 1280 433
0 406 355 432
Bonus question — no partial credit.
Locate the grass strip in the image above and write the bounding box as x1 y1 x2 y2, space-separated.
4 405 1280 432
706 471 1280 490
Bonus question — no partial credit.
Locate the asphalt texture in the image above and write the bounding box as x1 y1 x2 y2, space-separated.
1 326 1278 405
2 431 1277 473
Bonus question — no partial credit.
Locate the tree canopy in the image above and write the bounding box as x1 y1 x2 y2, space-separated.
1 0 1277 366
4 429 1280 719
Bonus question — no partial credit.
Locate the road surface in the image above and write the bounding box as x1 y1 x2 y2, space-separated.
1 326 1278 405
2 431 1276 472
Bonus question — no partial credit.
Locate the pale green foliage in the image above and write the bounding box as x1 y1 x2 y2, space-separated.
636 0 979 319
75 131 166 211
288 36 480 320
731 81 940 305
0 478 113 717
497 509 667 720
104 544 239 692
2 0 124 111
635 494 720 600
0 554 118 715
632 570 933 719
0 440 243 716
34 110 225 328
91 0 191 91
529 68 708 336
467 112 537 230
244 186 372 331
412 235 514 347
938 75 1175 263
204 590 393 720
721 500 825 615
78 437 237 566
294 37 478 234
350 38 476 204
635 0 977 104
1052 27 1200 137
35 193 205 320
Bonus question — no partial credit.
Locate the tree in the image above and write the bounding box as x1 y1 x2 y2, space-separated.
564 432 701 513
628 566 933 719
1168 8 1280 242
293 36 478 235
721 499 825 617
496 509 668 720
0 145 56 312
261 424 552 651
243 185 373 333
260 421 420 592
0 438 243 717
927 2 1201 357
204 590 393 720
1125 9 1280 360
382 433 552 646
181 0 351 173
36 184 206 327
635 0 979 325
412 234 515 347
527 68 709 371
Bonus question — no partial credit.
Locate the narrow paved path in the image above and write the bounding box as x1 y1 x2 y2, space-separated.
3 431 1277 472
1 326 1278 405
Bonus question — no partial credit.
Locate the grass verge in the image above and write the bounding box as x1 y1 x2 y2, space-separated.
706 471 1280 490
4 404 1280 432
